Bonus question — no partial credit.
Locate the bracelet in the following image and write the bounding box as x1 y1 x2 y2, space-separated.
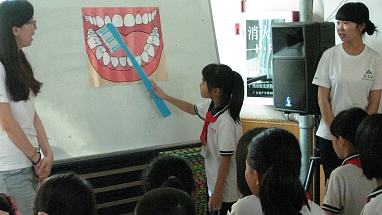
32 152 41 165
28 148 37 159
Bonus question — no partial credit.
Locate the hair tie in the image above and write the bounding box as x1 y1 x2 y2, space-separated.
167 176 177 180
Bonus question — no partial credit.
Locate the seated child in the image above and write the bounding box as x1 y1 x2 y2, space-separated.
244 127 325 215
33 172 97 215
141 154 196 197
135 187 195 215
322 107 376 215
357 114 382 214
227 127 266 215
0 193 17 215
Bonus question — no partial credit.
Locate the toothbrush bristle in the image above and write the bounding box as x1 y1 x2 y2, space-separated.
97 26 121 53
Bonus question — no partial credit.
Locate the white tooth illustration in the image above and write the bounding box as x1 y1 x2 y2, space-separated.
136 13 142 25
87 29 98 40
89 16 94 25
112 14 124 27
127 57 133 67
96 46 107 60
124 14 135 27
141 51 149 63
111 56 119 67
92 17 97 26
119 57 127 67
152 27 159 36
104 15 112 24
86 10 161 70
96 16 104 28
102 52 111 65
85 15 92 22
144 44 155 57
142 13 149 24
87 33 98 40
87 36 102 49
135 55 142 66
146 35 160 47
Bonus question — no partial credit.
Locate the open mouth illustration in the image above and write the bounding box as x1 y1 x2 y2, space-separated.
82 7 164 83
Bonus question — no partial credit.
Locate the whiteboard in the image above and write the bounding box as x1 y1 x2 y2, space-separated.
26 0 218 160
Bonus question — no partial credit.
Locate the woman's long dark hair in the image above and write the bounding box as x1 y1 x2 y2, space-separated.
0 0 42 102
202 63 244 124
247 127 309 215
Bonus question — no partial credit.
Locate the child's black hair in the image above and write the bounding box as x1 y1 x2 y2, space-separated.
202 63 244 124
135 187 196 215
141 154 196 196
356 114 382 180
247 127 309 215
236 127 267 196
330 107 368 147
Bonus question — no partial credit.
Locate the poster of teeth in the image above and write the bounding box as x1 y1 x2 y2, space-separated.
82 7 168 87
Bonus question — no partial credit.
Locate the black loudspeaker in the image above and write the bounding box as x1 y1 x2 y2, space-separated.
272 22 335 115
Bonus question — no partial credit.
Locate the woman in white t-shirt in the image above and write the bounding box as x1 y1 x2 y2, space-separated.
312 2 382 181
242 128 325 215
0 1 53 214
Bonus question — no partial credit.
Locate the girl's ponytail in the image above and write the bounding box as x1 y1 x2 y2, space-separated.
202 63 244 124
247 128 309 215
260 161 306 215
229 71 244 124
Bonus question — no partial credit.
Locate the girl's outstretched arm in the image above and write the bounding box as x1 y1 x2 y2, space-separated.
151 81 196 115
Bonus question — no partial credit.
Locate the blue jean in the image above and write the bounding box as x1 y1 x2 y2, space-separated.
0 167 38 215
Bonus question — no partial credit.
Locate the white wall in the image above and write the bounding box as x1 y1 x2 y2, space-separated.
211 0 382 119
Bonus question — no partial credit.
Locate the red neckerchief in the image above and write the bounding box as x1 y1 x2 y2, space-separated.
366 184 382 203
302 192 310 206
343 154 362 168
200 111 218 146
199 101 229 146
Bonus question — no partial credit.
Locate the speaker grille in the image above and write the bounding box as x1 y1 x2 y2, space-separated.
272 22 334 115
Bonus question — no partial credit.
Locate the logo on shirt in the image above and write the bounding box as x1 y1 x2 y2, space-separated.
362 70 374 81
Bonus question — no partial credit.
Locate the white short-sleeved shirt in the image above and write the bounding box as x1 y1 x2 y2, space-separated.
195 99 242 202
0 62 38 171
361 185 382 215
312 44 382 140
322 154 376 215
227 194 326 215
